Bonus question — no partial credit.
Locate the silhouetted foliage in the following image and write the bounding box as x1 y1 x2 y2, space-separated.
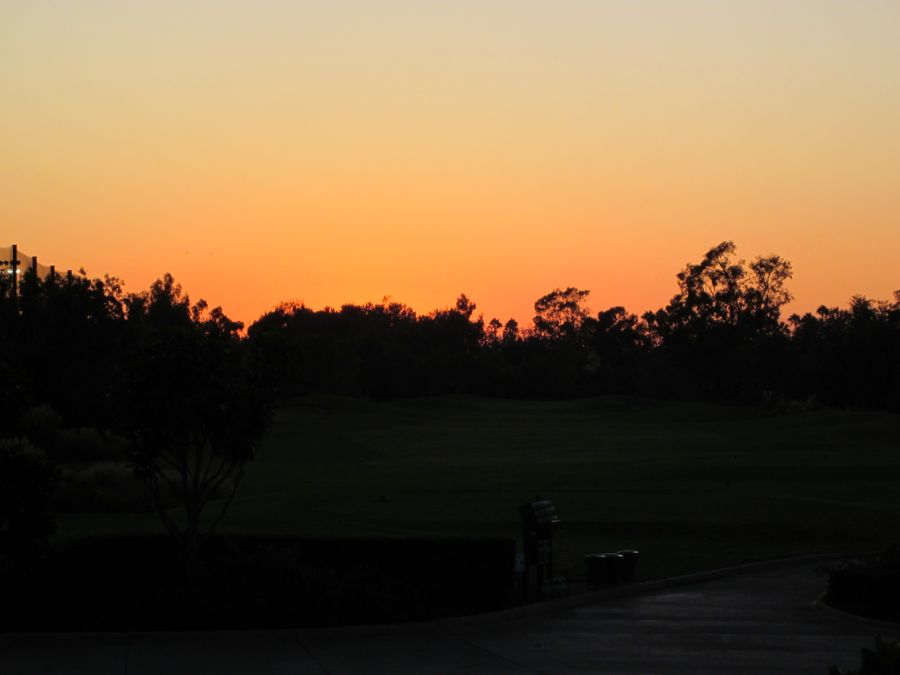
830 635 900 675
1 241 897 481
1 270 269 581
585 306 648 394
0 270 128 431
18 404 62 455
640 242 795 400
532 287 591 340
116 275 269 581
247 295 486 397
787 294 900 410
0 438 57 570
239 241 898 408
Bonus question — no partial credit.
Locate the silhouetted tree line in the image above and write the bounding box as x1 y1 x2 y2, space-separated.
1 241 898 422
1 241 896 572
247 242 899 410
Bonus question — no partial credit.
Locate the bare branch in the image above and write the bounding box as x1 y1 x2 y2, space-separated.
207 468 243 537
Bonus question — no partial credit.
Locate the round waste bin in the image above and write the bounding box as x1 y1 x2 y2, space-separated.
586 553 624 586
585 554 604 586
616 549 640 582
600 552 624 585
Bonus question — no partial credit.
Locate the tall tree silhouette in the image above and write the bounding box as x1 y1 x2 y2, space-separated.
585 306 648 394
532 287 591 340
788 293 900 409
118 275 268 582
643 242 793 399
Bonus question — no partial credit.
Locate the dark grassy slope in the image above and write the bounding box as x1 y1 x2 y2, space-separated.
59 397 900 580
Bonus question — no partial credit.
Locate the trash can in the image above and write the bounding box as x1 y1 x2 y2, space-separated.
600 552 624 585
585 554 605 586
585 553 624 586
617 549 639 582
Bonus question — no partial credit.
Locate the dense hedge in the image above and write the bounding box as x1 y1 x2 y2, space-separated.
0 535 516 630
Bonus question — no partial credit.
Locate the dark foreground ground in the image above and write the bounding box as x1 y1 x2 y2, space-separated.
0 558 884 674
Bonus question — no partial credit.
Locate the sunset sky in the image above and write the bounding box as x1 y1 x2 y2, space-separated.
3 1 899 326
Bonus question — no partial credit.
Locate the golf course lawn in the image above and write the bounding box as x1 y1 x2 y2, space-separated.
58 396 900 581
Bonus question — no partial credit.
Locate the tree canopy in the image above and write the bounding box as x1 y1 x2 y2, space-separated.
1 240 897 425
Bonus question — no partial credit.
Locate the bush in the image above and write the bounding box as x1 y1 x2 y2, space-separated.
53 462 220 513
826 549 900 622
0 361 23 433
0 535 517 630
18 404 62 453
55 462 159 513
831 635 900 675
0 439 57 569
54 428 127 462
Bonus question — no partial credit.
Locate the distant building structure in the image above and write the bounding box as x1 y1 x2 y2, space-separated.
1 244 59 280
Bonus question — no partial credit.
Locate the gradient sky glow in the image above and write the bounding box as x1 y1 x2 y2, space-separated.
3 1 899 325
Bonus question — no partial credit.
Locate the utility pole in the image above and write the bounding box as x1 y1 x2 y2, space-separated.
11 244 18 307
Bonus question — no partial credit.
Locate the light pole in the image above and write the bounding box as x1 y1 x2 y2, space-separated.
1 244 21 307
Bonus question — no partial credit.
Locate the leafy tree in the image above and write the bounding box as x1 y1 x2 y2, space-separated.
586 306 648 394
643 242 793 399
483 318 504 346
788 293 900 410
9 270 128 430
454 293 477 319
651 241 792 335
119 275 269 582
502 319 520 345
532 287 591 340
416 294 485 394
745 254 794 330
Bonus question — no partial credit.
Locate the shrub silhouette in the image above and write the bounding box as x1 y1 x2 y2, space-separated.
0 438 57 570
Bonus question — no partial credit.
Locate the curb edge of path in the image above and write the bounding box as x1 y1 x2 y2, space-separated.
0 551 863 638
813 592 900 633
438 551 859 627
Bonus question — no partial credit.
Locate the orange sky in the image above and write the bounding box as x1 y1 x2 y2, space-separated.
3 1 899 326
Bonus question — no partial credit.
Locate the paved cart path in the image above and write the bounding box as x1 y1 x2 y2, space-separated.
0 560 884 674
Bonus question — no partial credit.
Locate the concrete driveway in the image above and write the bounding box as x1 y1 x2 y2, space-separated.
0 559 884 674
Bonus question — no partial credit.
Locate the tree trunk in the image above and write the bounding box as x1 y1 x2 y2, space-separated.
183 519 201 585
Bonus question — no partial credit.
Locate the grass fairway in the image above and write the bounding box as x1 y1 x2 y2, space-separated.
60 397 900 581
